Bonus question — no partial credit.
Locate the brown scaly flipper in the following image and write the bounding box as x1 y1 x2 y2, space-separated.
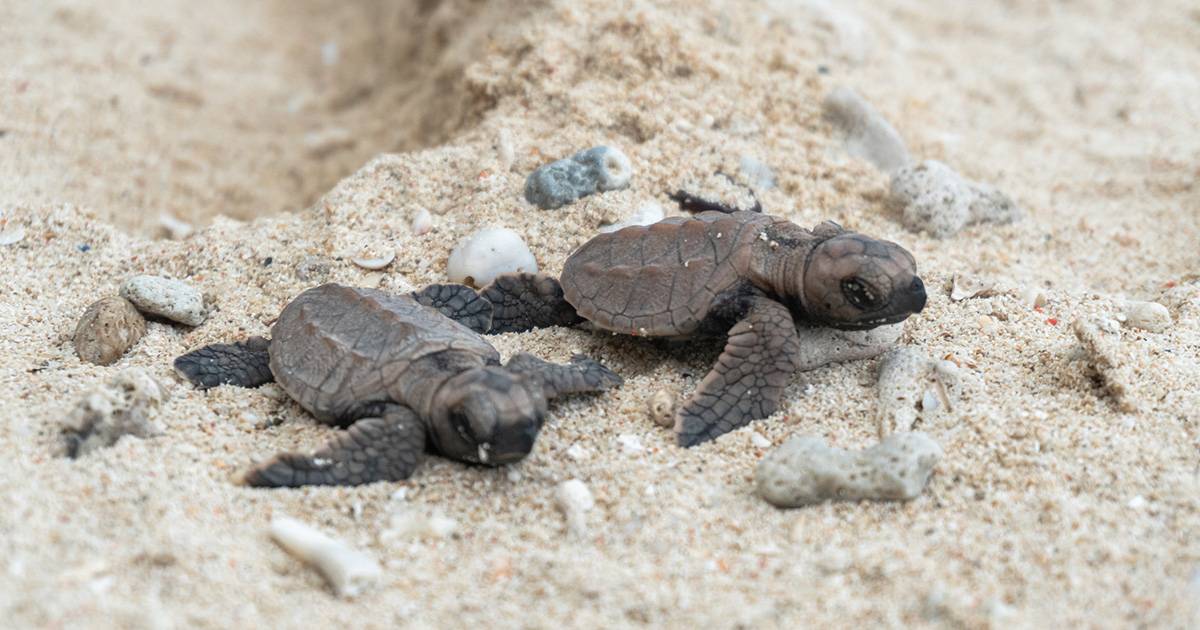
411 284 493 334
675 296 801 447
173 336 273 389
506 352 624 397
243 405 426 488
480 273 583 333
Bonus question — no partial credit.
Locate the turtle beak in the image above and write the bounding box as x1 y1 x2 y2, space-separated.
489 422 540 464
904 276 927 313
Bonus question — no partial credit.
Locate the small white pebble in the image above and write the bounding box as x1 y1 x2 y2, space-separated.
598 201 664 234
119 275 207 326
555 479 594 537
446 227 537 288
616 434 644 453
320 41 339 66
350 245 396 270
1020 286 1048 308
496 128 515 171
749 431 772 449
822 87 910 173
411 208 433 235
506 468 522 483
383 510 458 540
739 155 776 190
157 213 193 240
1120 300 1170 333
268 517 381 598
565 443 589 460
1127 495 1146 510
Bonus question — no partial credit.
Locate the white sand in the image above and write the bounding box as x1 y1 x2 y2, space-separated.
1 0 1198 627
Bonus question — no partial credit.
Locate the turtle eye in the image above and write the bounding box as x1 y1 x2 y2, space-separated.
841 277 878 310
450 411 474 442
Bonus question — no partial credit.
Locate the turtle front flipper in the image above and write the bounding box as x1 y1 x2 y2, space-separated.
243 405 426 488
479 273 583 333
411 283 493 333
505 352 623 398
174 336 273 390
675 297 801 447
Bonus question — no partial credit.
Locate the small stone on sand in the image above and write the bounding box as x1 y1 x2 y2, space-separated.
73 296 147 366
446 227 537 288
119 275 207 326
756 432 943 507
62 369 165 457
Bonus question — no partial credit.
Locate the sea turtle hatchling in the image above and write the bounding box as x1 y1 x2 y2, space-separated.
174 283 621 487
462 199 927 447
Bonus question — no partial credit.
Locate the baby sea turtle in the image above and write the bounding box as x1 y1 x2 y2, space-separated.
174 283 621 487
464 200 926 447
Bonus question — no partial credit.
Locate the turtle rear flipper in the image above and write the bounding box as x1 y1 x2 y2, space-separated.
243 405 426 488
675 296 800 447
411 284 493 334
480 273 582 333
506 352 623 398
174 336 273 390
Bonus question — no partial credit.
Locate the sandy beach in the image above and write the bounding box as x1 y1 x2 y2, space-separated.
2 0 1198 627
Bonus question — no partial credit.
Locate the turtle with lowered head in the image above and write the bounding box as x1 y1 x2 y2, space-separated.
174 283 621 487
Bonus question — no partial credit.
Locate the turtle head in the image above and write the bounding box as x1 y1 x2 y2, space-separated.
800 233 926 330
431 367 548 466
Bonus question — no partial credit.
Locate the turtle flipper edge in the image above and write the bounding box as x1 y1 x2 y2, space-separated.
411 283 493 334
479 273 582 333
243 405 426 488
505 352 623 398
173 336 274 390
675 297 800 447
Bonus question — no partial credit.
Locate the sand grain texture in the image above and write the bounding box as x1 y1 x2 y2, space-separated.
2 0 1199 627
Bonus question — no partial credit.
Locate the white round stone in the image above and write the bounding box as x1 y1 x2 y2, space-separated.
446 227 537 288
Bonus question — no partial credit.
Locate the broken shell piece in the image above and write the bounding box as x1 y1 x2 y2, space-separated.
599 201 665 234
268 516 381 598
949 274 998 302
0 225 26 246
350 245 396 270
647 390 676 428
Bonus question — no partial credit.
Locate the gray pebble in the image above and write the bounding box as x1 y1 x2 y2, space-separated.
73 296 147 366
890 160 1021 238
524 145 632 209
756 432 942 508
822 87 911 173
119 275 207 326
794 321 904 372
62 369 165 457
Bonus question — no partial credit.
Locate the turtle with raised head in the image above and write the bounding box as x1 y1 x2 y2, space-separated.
174 283 621 487
452 198 927 447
